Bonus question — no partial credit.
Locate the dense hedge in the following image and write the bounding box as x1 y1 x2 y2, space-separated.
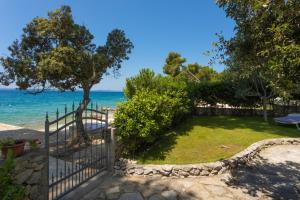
195 81 261 107
114 69 191 155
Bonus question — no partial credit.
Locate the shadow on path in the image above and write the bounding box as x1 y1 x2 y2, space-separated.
227 158 300 199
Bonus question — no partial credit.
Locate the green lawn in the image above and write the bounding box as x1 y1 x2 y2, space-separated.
137 116 299 164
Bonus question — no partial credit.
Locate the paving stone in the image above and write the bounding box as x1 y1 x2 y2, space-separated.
119 192 144 200
82 188 105 200
106 186 121 199
148 194 165 200
203 185 227 196
122 183 137 192
161 190 177 200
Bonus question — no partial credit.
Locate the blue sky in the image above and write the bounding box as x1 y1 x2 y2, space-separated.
0 0 235 91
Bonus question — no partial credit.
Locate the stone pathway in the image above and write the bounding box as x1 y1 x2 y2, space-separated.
70 144 300 200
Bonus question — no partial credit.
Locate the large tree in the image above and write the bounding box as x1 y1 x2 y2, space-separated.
0 6 133 141
163 52 219 82
214 0 300 121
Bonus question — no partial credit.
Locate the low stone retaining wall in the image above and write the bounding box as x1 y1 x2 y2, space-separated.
114 138 300 178
10 149 47 200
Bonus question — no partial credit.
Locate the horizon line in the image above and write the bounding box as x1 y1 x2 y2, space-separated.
0 88 124 92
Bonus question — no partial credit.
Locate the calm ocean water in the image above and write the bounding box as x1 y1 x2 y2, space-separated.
0 89 125 129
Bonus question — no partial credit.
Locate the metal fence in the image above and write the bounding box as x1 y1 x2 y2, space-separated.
45 103 110 200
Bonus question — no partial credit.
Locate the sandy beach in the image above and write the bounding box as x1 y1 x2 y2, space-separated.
0 110 115 141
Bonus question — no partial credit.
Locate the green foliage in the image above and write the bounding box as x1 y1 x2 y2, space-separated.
115 92 174 154
0 5 133 142
163 52 220 83
116 69 191 155
0 138 17 149
214 0 300 98
163 52 186 77
0 5 133 97
0 151 25 200
124 69 191 119
195 80 260 107
124 69 157 99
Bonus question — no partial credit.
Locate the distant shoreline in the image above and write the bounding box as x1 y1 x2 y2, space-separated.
0 88 124 93
0 90 123 129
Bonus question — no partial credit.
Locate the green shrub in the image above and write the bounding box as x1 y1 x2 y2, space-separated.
124 69 191 122
195 80 261 107
114 91 189 156
0 150 25 200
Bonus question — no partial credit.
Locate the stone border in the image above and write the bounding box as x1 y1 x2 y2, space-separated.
114 138 300 177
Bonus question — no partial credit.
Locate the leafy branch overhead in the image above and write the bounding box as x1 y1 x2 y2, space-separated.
0 5 133 142
0 5 134 93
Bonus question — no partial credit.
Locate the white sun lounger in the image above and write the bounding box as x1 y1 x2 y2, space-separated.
274 113 300 130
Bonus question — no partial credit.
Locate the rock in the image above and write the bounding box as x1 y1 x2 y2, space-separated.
29 185 39 200
127 165 135 170
160 170 171 176
114 170 124 176
135 168 144 175
213 164 222 171
182 167 192 172
143 168 153 175
119 192 144 200
127 169 135 174
200 170 209 176
162 165 173 172
179 170 189 177
15 169 34 184
149 194 165 200
190 168 200 176
32 155 45 163
33 163 44 171
14 160 29 172
161 190 177 200
26 171 41 184
210 170 219 175
25 185 31 196
114 165 121 170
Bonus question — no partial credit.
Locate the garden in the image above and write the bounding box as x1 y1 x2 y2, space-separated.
114 66 300 164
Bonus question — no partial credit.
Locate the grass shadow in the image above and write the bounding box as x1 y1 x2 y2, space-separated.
136 118 194 164
135 116 300 164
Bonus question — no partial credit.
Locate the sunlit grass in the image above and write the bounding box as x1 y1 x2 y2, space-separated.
137 116 299 164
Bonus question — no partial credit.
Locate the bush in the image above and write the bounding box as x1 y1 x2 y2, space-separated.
195 80 261 107
0 151 25 200
114 91 189 156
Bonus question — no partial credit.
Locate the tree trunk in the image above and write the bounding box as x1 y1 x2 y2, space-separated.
262 96 268 122
75 87 90 144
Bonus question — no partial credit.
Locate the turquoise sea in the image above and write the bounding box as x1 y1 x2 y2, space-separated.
0 89 125 129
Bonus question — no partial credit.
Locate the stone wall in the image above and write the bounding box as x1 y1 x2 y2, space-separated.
114 138 300 178
11 149 48 200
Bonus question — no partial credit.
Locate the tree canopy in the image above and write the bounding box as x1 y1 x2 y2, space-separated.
163 52 219 82
214 0 300 120
0 5 134 142
0 5 133 95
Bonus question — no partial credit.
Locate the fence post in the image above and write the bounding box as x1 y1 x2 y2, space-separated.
109 128 116 172
44 113 49 200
